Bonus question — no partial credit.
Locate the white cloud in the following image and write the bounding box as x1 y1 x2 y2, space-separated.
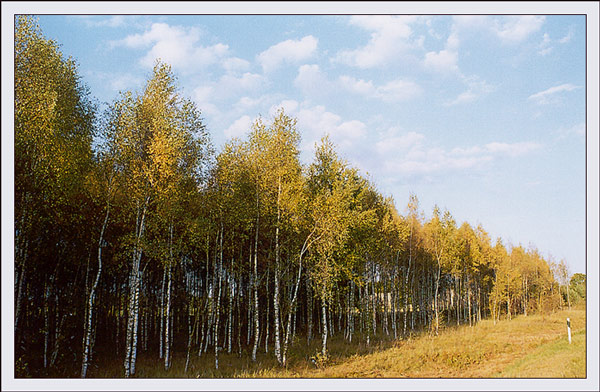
558 30 574 44
268 100 299 117
219 72 265 95
423 49 459 73
294 64 333 97
75 15 129 28
235 95 272 112
537 30 574 56
556 122 585 140
375 131 424 154
339 76 422 102
445 31 460 51
86 71 144 94
484 142 541 156
297 106 348 143
528 83 581 105
257 35 318 72
445 76 495 106
339 75 375 96
336 16 421 68
336 120 367 140
191 72 266 109
445 90 477 106
493 16 545 43
269 101 367 155
384 148 493 176
222 57 250 73
112 23 229 72
109 73 144 92
224 115 253 139
537 32 555 56
374 132 541 179
451 15 490 29
375 80 423 102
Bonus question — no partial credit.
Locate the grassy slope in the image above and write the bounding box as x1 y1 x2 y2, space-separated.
239 307 586 378
315 308 583 378
88 307 585 378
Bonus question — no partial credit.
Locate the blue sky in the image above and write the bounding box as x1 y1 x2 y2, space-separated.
29 14 586 273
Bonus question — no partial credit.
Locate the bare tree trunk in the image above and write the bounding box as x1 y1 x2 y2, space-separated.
237 274 242 357
454 278 462 326
214 224 224 370
265 267 270 353
383 275 389 336
468 280 472 327
160 265 166 359
371 262 376 337
392 268 397 340
165 221 176 371
567 280 571 310
50 308 67 368
131 271 141 376
477 285 482 322
247 264 251 347
282 238 308 366
124 198 148 377
14 237 29 336
321 292 328 357
185 299 198 374
523 277 528 316
434 260 441 335
228 273 234 354
507 276 511 321
252 208 260 362
349 280 355 342
81 203 109 377
307 280 313 344
273 178 282 364
164 264 172 370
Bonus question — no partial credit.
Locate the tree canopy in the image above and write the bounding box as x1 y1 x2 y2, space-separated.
13 16 574 378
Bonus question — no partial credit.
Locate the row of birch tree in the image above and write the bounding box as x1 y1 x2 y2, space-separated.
14 16 573 377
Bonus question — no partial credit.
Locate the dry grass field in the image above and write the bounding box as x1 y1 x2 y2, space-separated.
87 306 585 378
233 307 586 378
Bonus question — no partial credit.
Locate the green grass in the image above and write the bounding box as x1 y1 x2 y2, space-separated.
496 329 586 378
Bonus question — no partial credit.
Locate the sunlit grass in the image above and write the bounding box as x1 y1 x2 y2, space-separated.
288 307 586 378
87 307 585 378
496 329 586 378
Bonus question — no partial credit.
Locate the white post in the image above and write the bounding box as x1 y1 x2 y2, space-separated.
566 318 572 344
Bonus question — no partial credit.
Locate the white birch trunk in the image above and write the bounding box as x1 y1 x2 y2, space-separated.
228 273 234 354
434 261 441 335
160 266 166 359
265 267 270 353
214 224 223 369
273 178 282 364
124 198 147 377
252 211 260 362
164 264 172 370
130 273 141 376
81 203 109 377
321 294 328 357
282 243 305 366
307 281 313 344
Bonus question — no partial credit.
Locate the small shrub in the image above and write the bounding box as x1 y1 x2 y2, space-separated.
310 350 329 369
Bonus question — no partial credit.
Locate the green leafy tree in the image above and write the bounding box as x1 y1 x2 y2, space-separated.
306 136 357 357
14 16 96 369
